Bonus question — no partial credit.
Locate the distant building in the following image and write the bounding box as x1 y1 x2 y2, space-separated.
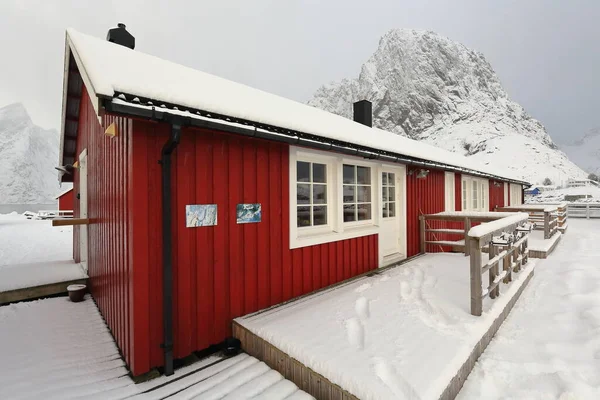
54 187 74 211
567 179 599 188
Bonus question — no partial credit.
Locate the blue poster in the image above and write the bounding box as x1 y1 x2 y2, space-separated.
186 204 217 227
236 203 262 224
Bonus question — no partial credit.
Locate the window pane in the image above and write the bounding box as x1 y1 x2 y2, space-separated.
313 206 327 225
297 161 310 182
383 202 388 218
382 187 388 202
357 186 371 203
297 184 310 204
343 205 356 222
382 172 388 186
343 164 355 184
313 184 327 204
343 185 355 203
357 166 371 184
313 163 326 183
297 206 311 227
357 204 372 221
388 173 395 187
387 185 395 202
388 202 396 217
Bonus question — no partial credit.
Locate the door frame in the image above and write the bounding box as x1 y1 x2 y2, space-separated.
378 164 407 267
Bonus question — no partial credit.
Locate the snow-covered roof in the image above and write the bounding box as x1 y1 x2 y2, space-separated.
64 28 528 184
54 187 73 200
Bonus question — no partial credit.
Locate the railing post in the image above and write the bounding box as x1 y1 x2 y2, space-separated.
419 215 426 254
489 242 498 299
503 244 511 283
544 211 550 239
464 217 471 256
470 236 482 316
587 204 590 219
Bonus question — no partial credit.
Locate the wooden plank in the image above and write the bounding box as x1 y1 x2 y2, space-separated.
425 228 464 234
419 216 426 254
470 237 483 316
0 278 87 305
52 218 90 226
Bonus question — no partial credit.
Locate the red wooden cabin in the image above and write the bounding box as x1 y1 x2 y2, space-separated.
58 26 526 377
55 187 74 211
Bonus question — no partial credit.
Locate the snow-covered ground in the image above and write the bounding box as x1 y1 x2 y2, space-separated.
0 213 85 291
0 296 313 400
458 219 600 399
527 186 600 203
0 212 72 266
237 252 536 400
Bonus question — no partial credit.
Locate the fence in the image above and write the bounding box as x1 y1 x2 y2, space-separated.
496 204 564 239
567 203 600 219
419 212 532 316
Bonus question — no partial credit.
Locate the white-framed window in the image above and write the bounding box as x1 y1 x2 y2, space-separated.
382 172 397 218
461 176 489 212
290 147 381 249
343 164 372 223
445 172 455 211
296 161 328 228
509 183 522 206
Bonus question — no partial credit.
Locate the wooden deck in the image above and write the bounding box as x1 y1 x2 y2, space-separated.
233 321 359 400
0 278 88 305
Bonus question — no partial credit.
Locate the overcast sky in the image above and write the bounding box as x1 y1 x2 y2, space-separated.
0 0 598 144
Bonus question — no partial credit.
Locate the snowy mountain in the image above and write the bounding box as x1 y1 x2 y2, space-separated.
0 103 62 204
309 29 587 185
560 127 600 175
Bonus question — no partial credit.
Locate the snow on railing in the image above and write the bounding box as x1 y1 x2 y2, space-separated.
468 214 532 316
496 204 563 238
419 211 532 316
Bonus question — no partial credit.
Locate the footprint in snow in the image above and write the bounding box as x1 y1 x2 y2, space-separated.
345 317 365 350
372 357 421 400
355 297 370 320
355 282 372 293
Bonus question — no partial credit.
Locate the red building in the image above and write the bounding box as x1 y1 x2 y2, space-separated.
58 26 527 377
55 187 74 211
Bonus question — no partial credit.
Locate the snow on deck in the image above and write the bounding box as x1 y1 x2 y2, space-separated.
458 219 600 399
528 230 562 252
0 213 86 292
236 253 536 400
0 296 313 400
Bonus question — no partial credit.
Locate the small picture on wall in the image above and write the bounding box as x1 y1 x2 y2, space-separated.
236 203 262 224
186 204 217 227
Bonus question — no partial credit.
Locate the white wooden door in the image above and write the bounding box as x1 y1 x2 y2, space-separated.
79 149 88 273
379 166 406 265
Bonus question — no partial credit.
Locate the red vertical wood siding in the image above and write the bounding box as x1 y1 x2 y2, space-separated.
489 180 505 211
129 122 378 374
72 87 136 372
406 168 447 257
455 173 462 211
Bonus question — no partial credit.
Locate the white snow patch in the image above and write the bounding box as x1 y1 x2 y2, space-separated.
237 253 536 400
458 219 600 399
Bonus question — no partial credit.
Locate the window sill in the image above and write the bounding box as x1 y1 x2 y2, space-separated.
290 225 380 249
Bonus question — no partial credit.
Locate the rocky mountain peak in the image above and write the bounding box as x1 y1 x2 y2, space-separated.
309 29 585 184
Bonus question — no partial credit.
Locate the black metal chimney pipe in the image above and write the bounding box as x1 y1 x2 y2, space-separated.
353 100 372 127
160 120 182 376
107 23 135 49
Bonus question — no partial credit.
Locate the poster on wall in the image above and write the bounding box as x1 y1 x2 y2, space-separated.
236 203 262 224
186 204 217 227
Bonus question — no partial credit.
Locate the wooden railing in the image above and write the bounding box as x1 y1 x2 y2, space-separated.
467 214 532 316
419 212 519 256
496 204 564 239
419 212 532 316
567 203 600 219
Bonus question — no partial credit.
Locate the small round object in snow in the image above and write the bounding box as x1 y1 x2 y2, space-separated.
67 284 87 302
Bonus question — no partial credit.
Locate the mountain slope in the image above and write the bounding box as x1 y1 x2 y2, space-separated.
309 29 586 185
560 127 600 175
0 103 61 204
